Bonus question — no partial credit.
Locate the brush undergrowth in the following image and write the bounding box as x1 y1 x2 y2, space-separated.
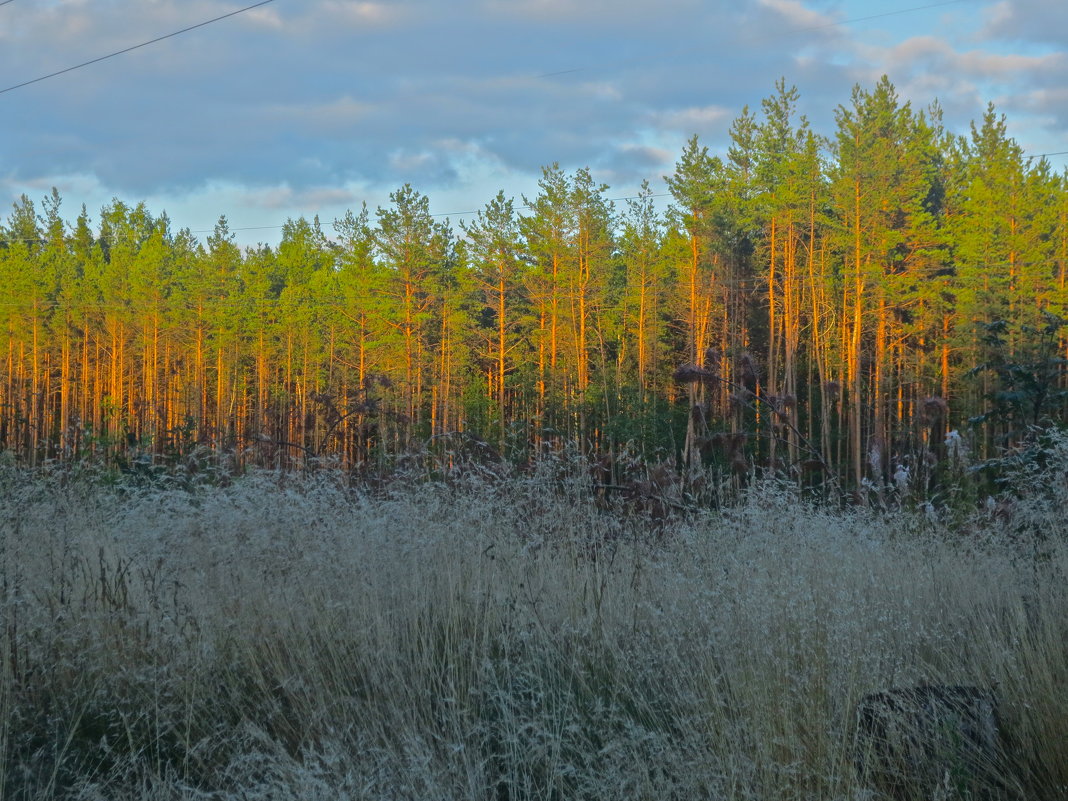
0 455 1066 800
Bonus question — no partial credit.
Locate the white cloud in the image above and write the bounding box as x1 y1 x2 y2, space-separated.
851 34 1065 104
243 6 286 30
263 95 377 131
955 49 1063 78
322 1 407 27
3 0 1065 244
757 0 836 30
0 171 103 204
242 184 359 211
389 150 436 173
1015 86 1068 113
979 0 1068 47
653 105 733 136
618 144 673 167
481 0 701 23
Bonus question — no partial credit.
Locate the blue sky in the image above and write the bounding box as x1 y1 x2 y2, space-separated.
1 0 1064 246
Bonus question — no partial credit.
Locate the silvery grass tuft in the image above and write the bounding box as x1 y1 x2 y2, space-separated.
0 452 1065 800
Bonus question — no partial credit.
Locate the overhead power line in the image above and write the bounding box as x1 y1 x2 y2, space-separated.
801 0 970 32
0 189 671 243
538 0 970 78
0 0 276 96
1 0 1054 241
183 191 674 234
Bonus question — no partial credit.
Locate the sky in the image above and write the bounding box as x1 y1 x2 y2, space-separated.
0 0 1065 248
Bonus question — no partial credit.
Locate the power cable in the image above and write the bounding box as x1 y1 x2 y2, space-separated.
182 191 674 234
0 0 276 96
538 0 971 78
4 187 661 239
0 0 1055 239
801 0 971 32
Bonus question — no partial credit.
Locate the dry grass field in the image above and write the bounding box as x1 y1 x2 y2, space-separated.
1 452 1066 800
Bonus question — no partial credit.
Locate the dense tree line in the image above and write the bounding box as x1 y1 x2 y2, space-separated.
2 77 1066 496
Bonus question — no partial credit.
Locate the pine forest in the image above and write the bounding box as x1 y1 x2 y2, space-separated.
3 78 1067 500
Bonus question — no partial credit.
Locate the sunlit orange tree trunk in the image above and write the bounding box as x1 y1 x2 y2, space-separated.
521 164 573 446
830 77 940 492
666 136 725 468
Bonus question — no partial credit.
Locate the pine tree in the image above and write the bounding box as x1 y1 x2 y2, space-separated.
521 164 574 441
376 185 452 442
830 77 938 490
334 205 389 462
462 191 526 449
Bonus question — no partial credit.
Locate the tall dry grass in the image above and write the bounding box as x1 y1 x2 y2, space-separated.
0 455 1066 800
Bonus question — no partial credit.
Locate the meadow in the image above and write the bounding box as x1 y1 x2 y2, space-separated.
1 451 1066 800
